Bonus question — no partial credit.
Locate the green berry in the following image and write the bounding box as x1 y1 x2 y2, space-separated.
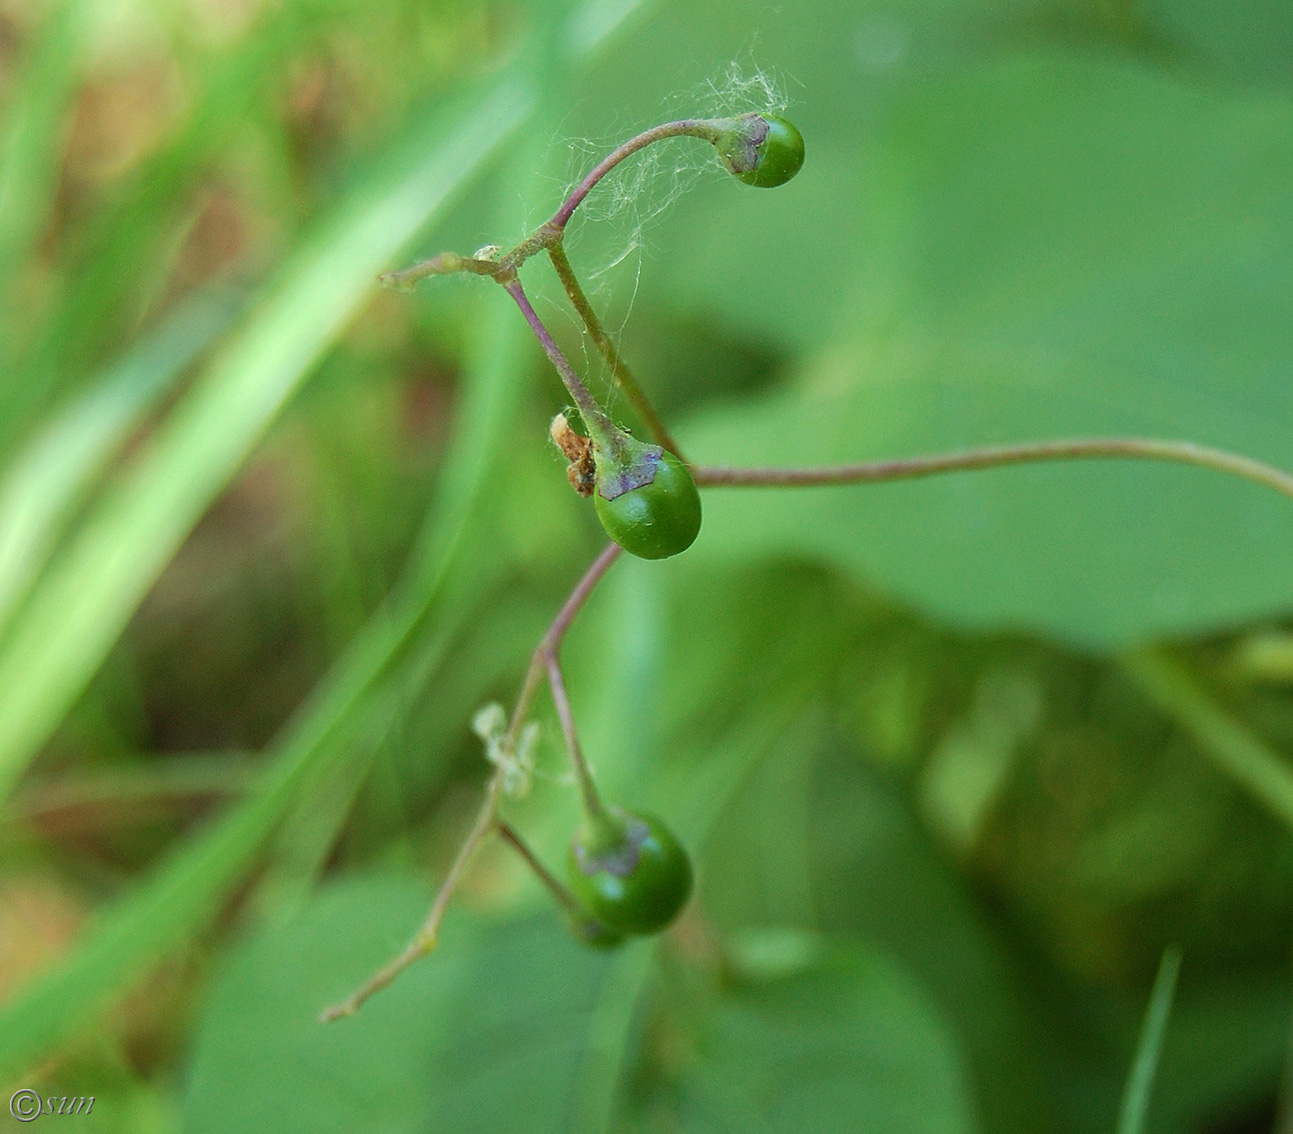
593 448 702 560
717 113 805 188
567 809 693 936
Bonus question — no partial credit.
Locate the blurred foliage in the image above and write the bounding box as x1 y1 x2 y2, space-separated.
0 0 1292 1131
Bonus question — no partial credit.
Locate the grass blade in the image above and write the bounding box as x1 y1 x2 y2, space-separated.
0 275 530 1088
1123 648 1293 830
0 289 238 638
1116 946 1183 1134
0 0 87 316
0 79 533 804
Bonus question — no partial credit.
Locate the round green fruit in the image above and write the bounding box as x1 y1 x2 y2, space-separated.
567 810 693 936
719 114 805 188
594 449 702 560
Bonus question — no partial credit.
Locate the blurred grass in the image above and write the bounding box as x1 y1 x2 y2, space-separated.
1 0 1292 1131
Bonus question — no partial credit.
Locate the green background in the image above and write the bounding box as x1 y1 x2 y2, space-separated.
1 0 1292 1130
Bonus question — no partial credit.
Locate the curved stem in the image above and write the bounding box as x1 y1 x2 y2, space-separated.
692 438 1293 502
321 544 621 1023
509 545 621 823
546 242 683 458
550 119 721 231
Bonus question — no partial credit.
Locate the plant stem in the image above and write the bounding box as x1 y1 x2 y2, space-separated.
383 118 732 287
320 544 621 1023
1122 648 1293 830
692 437 1293 502
495 820 586 921
547 651 609 822
319 773 503 1022
507 544 620 822
549 119 722 231
546 242 683 458
502 277 622 448
378 251 504 292
505 542 622 750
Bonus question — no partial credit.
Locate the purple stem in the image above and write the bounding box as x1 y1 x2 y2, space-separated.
691 438 1293 501
550 119 716 230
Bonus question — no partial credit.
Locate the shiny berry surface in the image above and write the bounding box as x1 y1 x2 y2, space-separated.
737 114 805 188
593 450 702 560
567 811 693 936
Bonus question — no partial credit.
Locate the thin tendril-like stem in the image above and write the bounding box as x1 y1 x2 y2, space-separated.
319 774 503 1022
495 821 585 921
320 544 621 1023
546 242 683 459
381 119 731 287
547 652 607 821
692 438 1293 502
505 542 622 750
550 119 720 231
509 544 621 820
503 277 620 442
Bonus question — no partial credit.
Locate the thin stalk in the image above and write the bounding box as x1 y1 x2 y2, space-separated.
495 820 585 921
549 119 721 231
321 544 621 1023
504 542 621 750
503 277 622 449
547 652 608 822
378 251 505 292
692 437 1293 502
319 774 503 1022
1122 648 1293 830
383 119 733 287
546 242 682 458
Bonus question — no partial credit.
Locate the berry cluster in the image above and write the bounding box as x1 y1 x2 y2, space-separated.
321 111 805 1020
322 101 1293 1025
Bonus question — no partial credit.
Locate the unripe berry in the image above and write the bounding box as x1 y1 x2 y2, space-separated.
716 113 805 188
593 446 702 559
568 809 693 936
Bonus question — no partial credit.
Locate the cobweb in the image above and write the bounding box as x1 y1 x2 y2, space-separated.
534 61 794 419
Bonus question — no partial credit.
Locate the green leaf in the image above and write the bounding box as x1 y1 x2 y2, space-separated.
0 289 237 639
181 878 652 1134
0 0 87 314
680 52 1293 648
1144 0 1293 87
0 79 533 803
674 935 977 1134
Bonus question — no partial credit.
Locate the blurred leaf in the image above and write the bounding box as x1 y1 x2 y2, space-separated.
0 79 533 803
679 53 1293 647
673 938 977 1134
182 884 975 1134
181 878 650 1134
1144 0 1293 86
1123 648 1293 831
0 289 238 639
0 0 86 299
